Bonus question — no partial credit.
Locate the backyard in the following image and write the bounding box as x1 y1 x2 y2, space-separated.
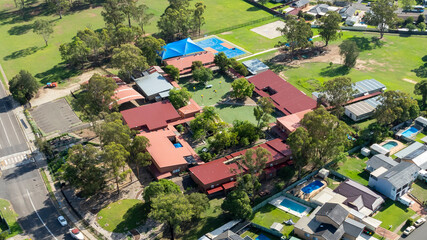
373 199 416 232
241 227 280 240
411 180 427 203
336 156 370 186
0 198 22 238
251 204 300 238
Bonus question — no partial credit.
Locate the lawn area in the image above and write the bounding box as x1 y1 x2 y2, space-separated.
282 31 427 96
97 199 148 233
251 204 300 238
411 179 427 203
373 199 416 232
241 227 280 240
415 132 426 143
336 156 370 186
0 199 23 238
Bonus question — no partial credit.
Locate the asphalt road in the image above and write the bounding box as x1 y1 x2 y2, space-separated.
400 221 427 240
0 163 73 240
0 81 28 158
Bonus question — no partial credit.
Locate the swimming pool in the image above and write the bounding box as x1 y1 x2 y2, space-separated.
279 198 308 214
256 234 270 240
301 180 324 194
195 37 246 58
382 141 398 150
402 126 419 138
173 143 183 148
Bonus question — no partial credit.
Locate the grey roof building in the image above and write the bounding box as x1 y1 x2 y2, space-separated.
214 230 244 240
292 0 310 8
344 96 382 121
316 203 349 226
134 71 173 100
242 59 269 75
342 218 365 239
339 6 356 19
415 116 427 127
366 154 398 172
395 141 424 159
379 162 421 189
370 143 390 156
308 4 338 16
353 79 386 98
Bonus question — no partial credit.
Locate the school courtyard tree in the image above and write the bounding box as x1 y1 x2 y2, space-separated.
186 193 209 219
365 0 397 38
231 78 254 99
111 44 148 81
143 179 181 203
318 11 342 46
339 40 359 69
190 106 225 140
193 66 213 83
287 127 310 179
169 88 192 109
33 19 54 47
221 190 252 219
322 77 356 117
254 97 275 129
231 120 260 146
9 70 39 104
101 142 130 193
375 90 420 125
236 173 261 200
97 113 132 147
164 65 180 81
129 135 151 179
277 18 313 55
214 52 230 72
135 36 165 66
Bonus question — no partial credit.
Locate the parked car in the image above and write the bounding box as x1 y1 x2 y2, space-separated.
57 216 67 227
69 228 84 240
414 218 426 227
403 226 416 236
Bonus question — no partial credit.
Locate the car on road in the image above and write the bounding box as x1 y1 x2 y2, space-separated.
414 218 426 227
69 228 84 240
57 216 67 226
403 226 416 236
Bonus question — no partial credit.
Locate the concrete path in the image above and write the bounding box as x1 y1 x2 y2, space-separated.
377 227 400 240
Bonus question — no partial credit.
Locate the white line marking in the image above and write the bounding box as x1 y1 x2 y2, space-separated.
0 118 11 146
7 112 21 144
26 189 58 240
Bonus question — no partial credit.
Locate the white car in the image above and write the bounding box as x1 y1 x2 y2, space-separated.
414 218 426 227
403 226 416 236
57 216 67 227
69 228 84 240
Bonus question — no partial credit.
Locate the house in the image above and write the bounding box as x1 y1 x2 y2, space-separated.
111 85 145 107
395 141 424 159
133 70 173 101
161 38 205 60
369 162 420 200
401 145 427 170
213 230 244 240
339 6 356 19
366 154 398 172
189 138 292 194
345 16 359 26
415 116 427 127
333 179 385 215
307 4 339 17
276 109 312 135
369 143 390 156
242 59 269 75
344 96 381 121
292 0 310 8
247 70 317 115
140 125 200 179
120 101 181 131
164 51 215 75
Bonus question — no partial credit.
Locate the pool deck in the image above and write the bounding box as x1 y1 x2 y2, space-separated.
269 196 311 218
380 139 406 156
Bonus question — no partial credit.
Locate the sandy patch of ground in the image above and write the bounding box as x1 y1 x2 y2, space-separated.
289 44 341 67
220 31 232 35
403 78 417 84
250 20 285 39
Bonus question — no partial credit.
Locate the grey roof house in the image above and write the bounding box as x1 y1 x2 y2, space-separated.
369 162 421 200
242 59 269 75
134 71 173 100
213 230 244 240
338 6 356 19
292 0 310 8
307 4 339 17
395 141 424 159
366 154 398 172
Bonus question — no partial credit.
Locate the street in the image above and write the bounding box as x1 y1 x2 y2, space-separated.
0 163 72 240
400 221 427 240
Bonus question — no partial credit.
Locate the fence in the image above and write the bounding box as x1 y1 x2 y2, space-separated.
251 222 283 238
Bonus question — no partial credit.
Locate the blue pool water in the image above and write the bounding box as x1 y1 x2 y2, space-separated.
256 234 270 240
279 198 308 214
196 37 246 58
382 141 398 150
402 126 419 138
301 180 324 194
173 143 183 148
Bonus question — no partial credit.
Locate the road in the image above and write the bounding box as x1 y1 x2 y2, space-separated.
0 76 28 158
400 220 427 240
0 163 72 240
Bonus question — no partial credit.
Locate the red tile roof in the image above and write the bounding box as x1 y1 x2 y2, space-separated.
222 181 236 190
207 186 224 195
164 51 215 72
178 98 202 116
248 70 317 115
112 85 145 106
276 109 312 133
120 101 180 130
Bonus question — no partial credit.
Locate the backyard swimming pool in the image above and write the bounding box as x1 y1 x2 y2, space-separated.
255 234 270 240
301 180 324 194
402 126 419 138
279 198 308 214
382 141 398 150
196 37 246 58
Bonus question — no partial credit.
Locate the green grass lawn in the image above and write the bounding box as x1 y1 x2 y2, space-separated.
336 156 370 186
0 199 23 238
241 227 280 240
282 31 427 96
411 180 427 203
373 199 416 232
251 204 300 238
97 199 148 233
415 132 426 143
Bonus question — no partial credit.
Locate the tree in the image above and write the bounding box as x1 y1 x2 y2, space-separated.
208 130 237 153
402 0 416 12
186 193 209 219
135 36 165 66
59 37 90 68
339 40 359 69
61 145 105 197
192 2 206 35
416 14 426 25
254 97 274 129
365 0 397 38
164 65 180 81
111 44 148 81
236 174 261 200
230 58 249 76
133 3 154 32
407 23 417 32
231 78 254 99
157 1 192 41
149 193 193 239
129 135 151 179
33 19 54 47
192 66 213 83
214 52 230 72
240 147 271 177
76 28 102 60
109 24 142 47
418 22 426 32
55 0 70 19
190 106 224 140
259 0 268 5
287 127 311 179
77 74 117 118
101 142 130 193
322 77 356 116
120 0 138 27
277 18 313 55
9 70 39 104
191 61 203 71
231 120 260 146
102 0 125 27
221 190 252 219
318 11 342 46
375 90 420 125
143 179 181 203
97 112 132 147
169 88 192 109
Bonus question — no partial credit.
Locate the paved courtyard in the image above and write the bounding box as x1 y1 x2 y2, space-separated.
250 20 286 39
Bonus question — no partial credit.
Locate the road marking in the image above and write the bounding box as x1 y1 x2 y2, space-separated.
0 118 11 146
7 112 21 144
26 189 58 240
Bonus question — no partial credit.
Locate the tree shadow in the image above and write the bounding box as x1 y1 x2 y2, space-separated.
113 202 149 233
246 6 261 12
320 65 350 77
7 22 34 35
411 63 427 78
3 46 43 60
421 55 427 62
347 36 372 51
34 63 83 85
370 36 384 49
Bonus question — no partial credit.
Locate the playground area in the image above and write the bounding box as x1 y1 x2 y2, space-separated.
196 36 247 58
250 20 286 39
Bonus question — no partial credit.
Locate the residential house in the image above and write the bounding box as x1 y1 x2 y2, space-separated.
333 179 385 215
395 141 424 159
366 154 398 172
395 141 427 170
133 68 173 101
292 0 310 8
213 230 245 240
339 6 356 19
242 59 269 75
369 162 420 200
415 116 427 127
344 96 381 121
307 4 339 17
276 109 312 135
